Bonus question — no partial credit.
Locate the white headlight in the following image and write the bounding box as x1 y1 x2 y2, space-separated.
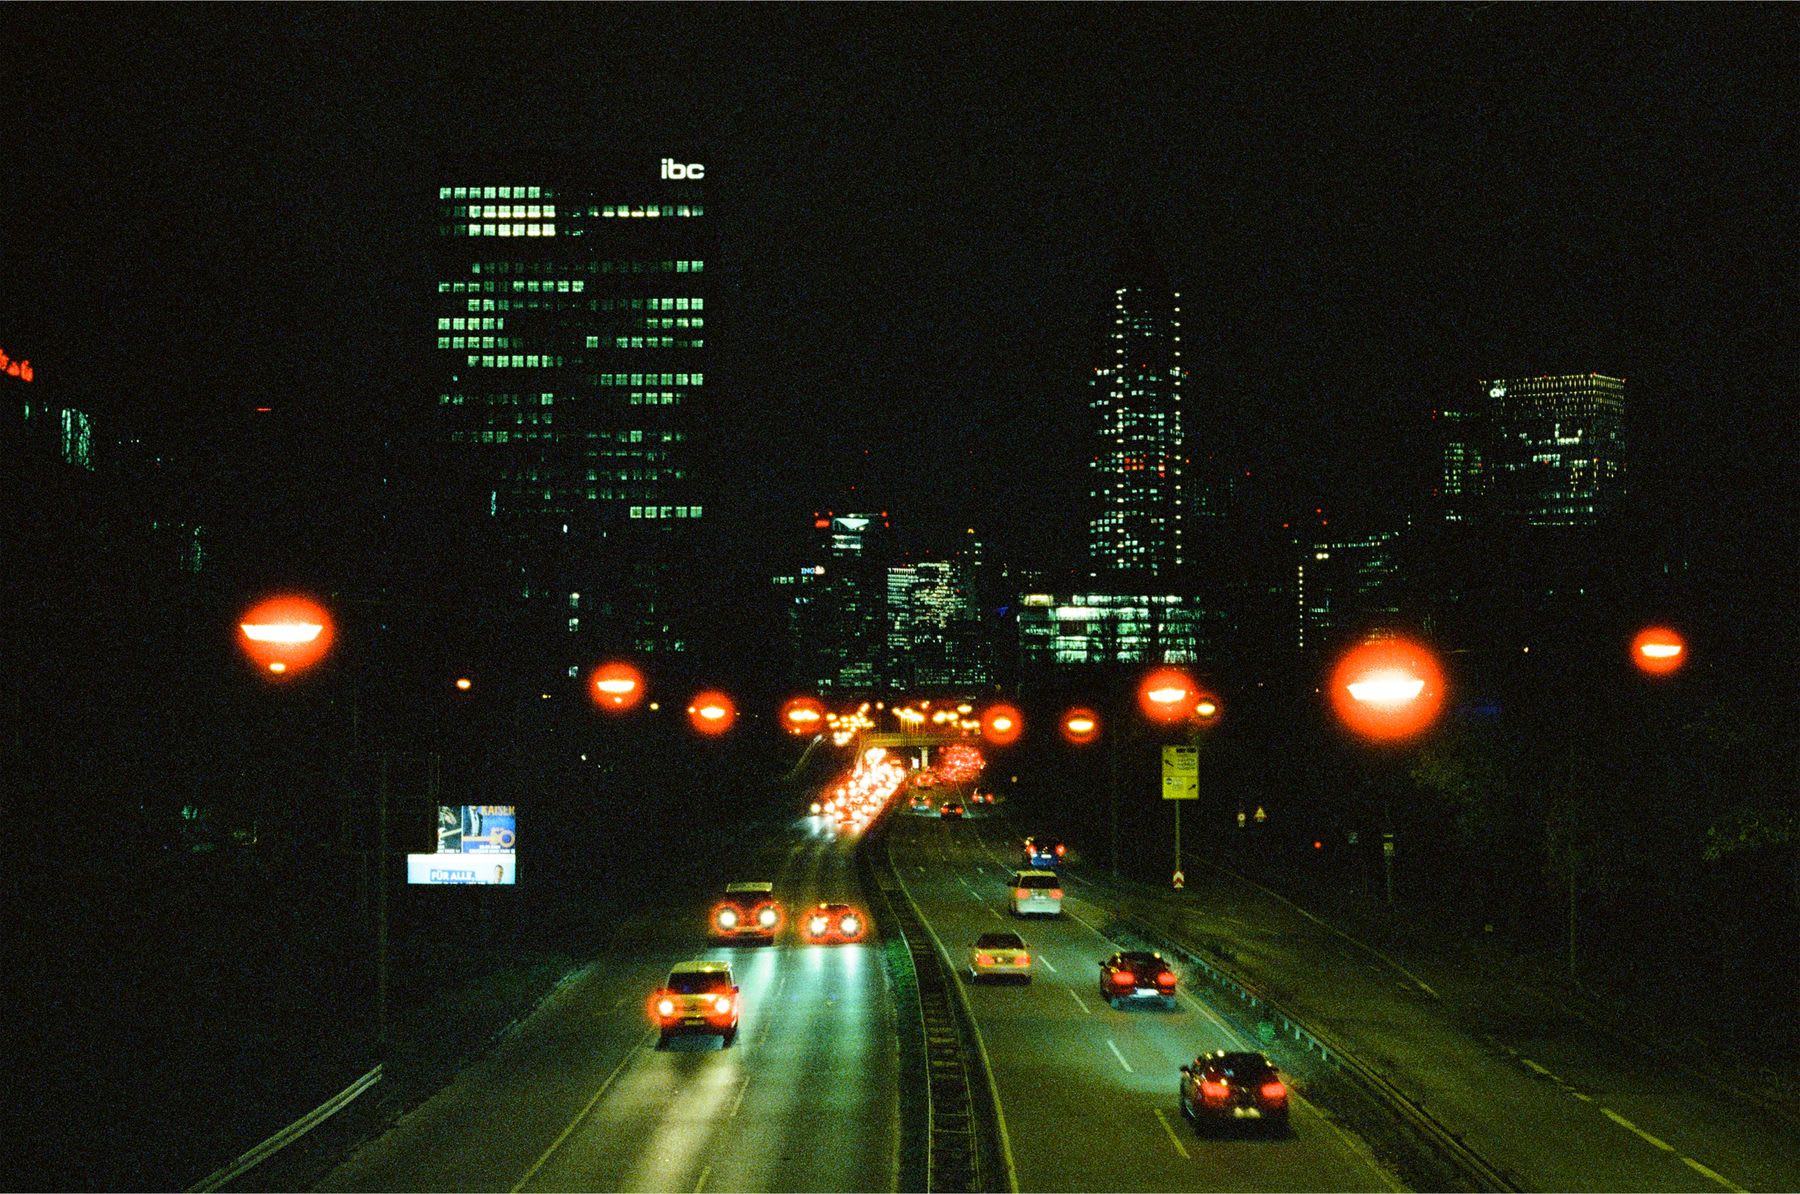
657 998 675 1017
758 907 778 927
717 908 738 929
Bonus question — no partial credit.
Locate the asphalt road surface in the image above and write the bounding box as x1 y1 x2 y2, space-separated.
319 816 897 1193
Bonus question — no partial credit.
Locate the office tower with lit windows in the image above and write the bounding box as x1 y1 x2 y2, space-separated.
777 512 893 695
1479 373 1626 527
887 558 988 692
1087 241 1185 578
429 161 711 675
1293 518 1406 655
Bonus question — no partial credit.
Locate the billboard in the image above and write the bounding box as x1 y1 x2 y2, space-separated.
407 804 516 885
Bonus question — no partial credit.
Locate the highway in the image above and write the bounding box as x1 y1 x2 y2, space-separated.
887 806 1401 1193
319 817 897 1193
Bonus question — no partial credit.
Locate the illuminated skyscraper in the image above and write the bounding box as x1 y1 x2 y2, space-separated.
1087 239 1185 577
429 161 711 674
1478 373 1626 527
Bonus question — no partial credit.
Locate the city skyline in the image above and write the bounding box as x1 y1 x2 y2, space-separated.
3 5 1786 593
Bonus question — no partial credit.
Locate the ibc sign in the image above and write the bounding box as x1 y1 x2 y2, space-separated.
660 157 704 180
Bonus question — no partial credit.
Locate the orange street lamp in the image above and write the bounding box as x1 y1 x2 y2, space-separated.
589 661 647 712
238 594 334 678
981 703 1024 747
780 695 826 735
1329 636 1446 742
1631 625 1687 677
688 690 737 735
454 677 473 692
1060 706 1102 746
1138 666 1199 723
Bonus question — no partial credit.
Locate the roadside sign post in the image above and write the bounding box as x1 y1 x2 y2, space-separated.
1163 745 1198 887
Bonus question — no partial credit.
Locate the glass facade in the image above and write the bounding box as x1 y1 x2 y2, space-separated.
1088 254 1185 577
430 167 710 663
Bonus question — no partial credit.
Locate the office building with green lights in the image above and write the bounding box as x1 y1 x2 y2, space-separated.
430 160 712 677
1481 373 1627 527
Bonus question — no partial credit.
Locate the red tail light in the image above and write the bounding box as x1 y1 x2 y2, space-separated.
712 995 733 1015
1201 1079 1230 1101
1050 889 1063 899
1156 970 1177 987
1113 970 1135 985
1015 888 1029 899
975 953 993 966
1017 953 1029 964
1055 843 1066 856
1260 1080 1287 1102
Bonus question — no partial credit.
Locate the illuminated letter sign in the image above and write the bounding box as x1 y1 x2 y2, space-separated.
0 345 34 383
660 157 705 180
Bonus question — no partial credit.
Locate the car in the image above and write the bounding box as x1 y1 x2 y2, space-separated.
711 881 782 942
1179 1050 1290 1133
802 901 866 944
1021 835 1066 869
939 801 966 819
1009 869 1063 916
1099 949 1178 1009
651 960 740 1047
967 931 1032 983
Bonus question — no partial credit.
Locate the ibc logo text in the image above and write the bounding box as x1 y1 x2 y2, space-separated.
660 158 704 180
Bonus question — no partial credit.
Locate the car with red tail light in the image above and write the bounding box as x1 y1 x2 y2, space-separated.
1009 869 1063 916
967 931 1032 983
1099 949 1178 1009
650 960 740 1047
1179 1050 1290 1133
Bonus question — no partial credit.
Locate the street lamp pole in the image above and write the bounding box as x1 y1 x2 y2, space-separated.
377 751 390 1052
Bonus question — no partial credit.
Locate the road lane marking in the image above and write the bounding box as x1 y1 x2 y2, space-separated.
1153 1107 1190 1159
694 1164 711 1192
1520 1057 1556 1078
1036 955 1056 973
1602 1107 1674 1151
1067 988 1091 1014
989 907 1005 921
1106 1038 1134 1072
727 1074 751 1118
511 1030 650 1192
1683 1156 1749 1193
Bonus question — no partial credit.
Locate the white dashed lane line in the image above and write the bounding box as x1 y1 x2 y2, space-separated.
1106 1038 1134 1073
1152 1107 1191 1159
1067 988 1091 1014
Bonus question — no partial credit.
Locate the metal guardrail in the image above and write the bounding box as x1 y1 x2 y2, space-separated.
1107 902 1519 1193
857 819 989 1192
187 1062 383 1192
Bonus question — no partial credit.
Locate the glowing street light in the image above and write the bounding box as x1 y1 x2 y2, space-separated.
688 690 737 735
780 695 826 735
589 661 646 712
238 594 334 677
454 677 473 692
1329 636 1445 742
1138 667 1199 723
1060 707 1101 746
981 703 1024 747
1631 625 1687 677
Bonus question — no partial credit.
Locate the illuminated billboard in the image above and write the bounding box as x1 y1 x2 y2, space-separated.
407 804 516 885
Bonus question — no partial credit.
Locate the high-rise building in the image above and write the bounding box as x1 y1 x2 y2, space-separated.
1015 591 1221 671
1293 518 1406 654
1478 373 1626 527
1088 239 1185 578
777 511 892 695
887 558 988 692
429 162 712 678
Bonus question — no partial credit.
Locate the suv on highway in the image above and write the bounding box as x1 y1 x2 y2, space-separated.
1021 835 1065 869
1009 869 1063 916
652 960 740 1047
711 881 782 942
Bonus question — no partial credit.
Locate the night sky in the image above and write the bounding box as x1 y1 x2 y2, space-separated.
4 4 1791 583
